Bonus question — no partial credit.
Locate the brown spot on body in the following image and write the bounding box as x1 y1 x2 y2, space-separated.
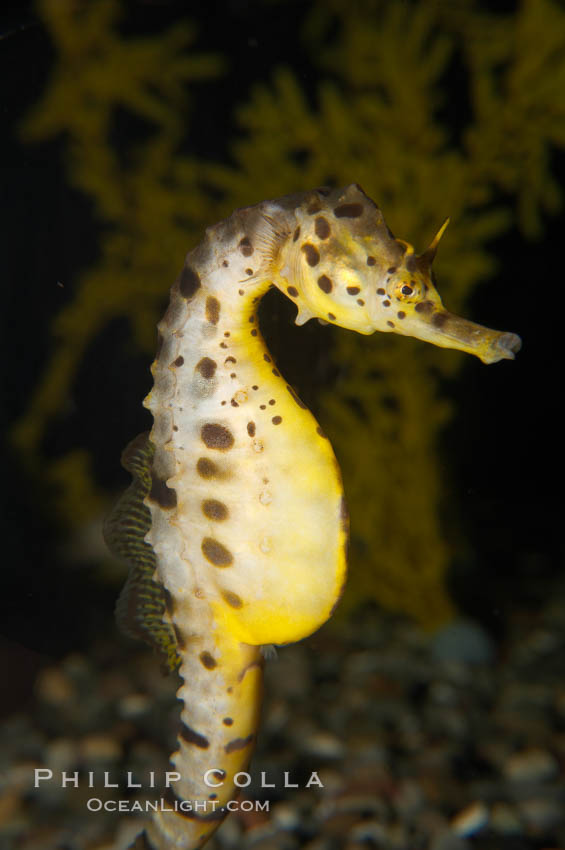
367 256 376 266
415 300 434 314
225 734 254 754
293 226 301 242
149 474 177 509
272 415 282 425
222 590 243 608
387 266 397 274
328 312 336 321
202 499 229 521
263 353 271 362
315 216 331 239
334 203 363 218
179 266 201 299
201 423 234 450
346 286 360 295
173 355 184 367
202 537 234 567
387 320 395 328
383 300 390 307
245 268 253 276
238 236 253 256
287 286 299 297
206 296 220 325
272 368 280 377
222 590 243 609
251 329 258 336
196 357 217 379
377 287 386 295
432 311 449 328
247 421 256 437
287 384 308 409
397 311 406 319
301 243 320 266
199 651 217 670
268 398 276 405
225 356 236 364
223 717 233 726
317 274 333 293
197 457 218 478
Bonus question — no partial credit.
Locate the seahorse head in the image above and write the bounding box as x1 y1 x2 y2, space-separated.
274 184 521 364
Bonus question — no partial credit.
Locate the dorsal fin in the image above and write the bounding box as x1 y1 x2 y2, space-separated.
104 432 180 673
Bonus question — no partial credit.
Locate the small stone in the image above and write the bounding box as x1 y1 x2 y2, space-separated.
490 802 522 835
518 797 563 831
35 668 74 704
302 732 345 759
271 802 300 830
79 734 121 763
118 694 151 719
349 819 387 843
44 737 76 772
431 619 494 665
450 801 489 837
503 747 559 782
429 832 471 850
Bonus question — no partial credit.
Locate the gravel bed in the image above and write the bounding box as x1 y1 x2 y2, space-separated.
1 595 564 850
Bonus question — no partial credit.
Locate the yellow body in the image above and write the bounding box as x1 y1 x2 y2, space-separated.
114 184 519 849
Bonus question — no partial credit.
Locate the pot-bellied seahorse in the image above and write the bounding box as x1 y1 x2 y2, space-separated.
104 184 520 850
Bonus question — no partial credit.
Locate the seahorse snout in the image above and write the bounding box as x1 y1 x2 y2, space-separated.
492 332 522 360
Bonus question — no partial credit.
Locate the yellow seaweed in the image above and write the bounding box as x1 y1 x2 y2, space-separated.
13 0 565 627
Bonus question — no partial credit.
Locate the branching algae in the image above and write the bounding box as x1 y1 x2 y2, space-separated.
15 0 565 627
106 184 520 849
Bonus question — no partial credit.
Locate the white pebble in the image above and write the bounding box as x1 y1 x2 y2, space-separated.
450 801 489 837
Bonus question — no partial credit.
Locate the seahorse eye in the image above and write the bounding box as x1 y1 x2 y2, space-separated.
394 279 421 301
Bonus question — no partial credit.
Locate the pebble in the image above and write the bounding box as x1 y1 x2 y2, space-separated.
503 747 559 782
489 801 523 834
518 797 564 831
301 732 345 759
450 801 489 837
429 832 471 850
3 595 565 850
118 693 151 718
79 733 121 763
431 619 495 665
35 667 74 704
348 818 387 843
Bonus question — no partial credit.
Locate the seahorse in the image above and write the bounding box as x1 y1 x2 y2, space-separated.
105 184 520 850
